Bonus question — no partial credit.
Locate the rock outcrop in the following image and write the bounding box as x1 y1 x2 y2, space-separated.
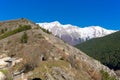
0 72 6 80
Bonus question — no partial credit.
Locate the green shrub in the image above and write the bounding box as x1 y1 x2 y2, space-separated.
21 32 28 43
0 28 8 35
40 27 52 34
5 28 7 31
1 29 5 34
0 25 31 40
100 70 116 80
0 69 8 75
0 69 13 80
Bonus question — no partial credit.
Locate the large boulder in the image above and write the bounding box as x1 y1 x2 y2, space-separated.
0 72 6 80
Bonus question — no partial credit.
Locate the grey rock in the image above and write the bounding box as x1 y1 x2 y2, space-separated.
0 72 6 80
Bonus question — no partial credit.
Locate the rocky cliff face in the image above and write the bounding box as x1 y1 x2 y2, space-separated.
0 19 119 80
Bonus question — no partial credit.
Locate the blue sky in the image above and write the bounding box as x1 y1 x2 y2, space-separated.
0 0 120 30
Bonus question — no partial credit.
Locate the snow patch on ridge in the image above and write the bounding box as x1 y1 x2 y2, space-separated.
37 21 116 45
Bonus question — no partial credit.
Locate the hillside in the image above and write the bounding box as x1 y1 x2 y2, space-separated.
38 21 116 45
0 18 119 80
75 31 120 70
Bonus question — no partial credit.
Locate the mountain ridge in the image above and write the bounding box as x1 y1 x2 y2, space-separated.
38 21 116 45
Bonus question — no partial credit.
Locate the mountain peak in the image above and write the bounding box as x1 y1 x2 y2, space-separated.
38 21 116 45
51 21 60 24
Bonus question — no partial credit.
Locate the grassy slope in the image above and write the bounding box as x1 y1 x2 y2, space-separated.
30 60 70 79
75 31 120 70
0 25 31 40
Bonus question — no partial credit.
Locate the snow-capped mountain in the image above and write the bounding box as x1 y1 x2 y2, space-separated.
37 21 116 45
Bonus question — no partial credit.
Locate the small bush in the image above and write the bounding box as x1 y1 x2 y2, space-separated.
21 32 28 43
100 70 116 80
40 27 52 34
0 28 8 35
5 28 7 31
0 69 13 80
1 29 5 34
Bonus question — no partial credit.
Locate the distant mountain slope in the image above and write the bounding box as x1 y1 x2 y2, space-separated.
75 31 120 70
38 21 116 45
